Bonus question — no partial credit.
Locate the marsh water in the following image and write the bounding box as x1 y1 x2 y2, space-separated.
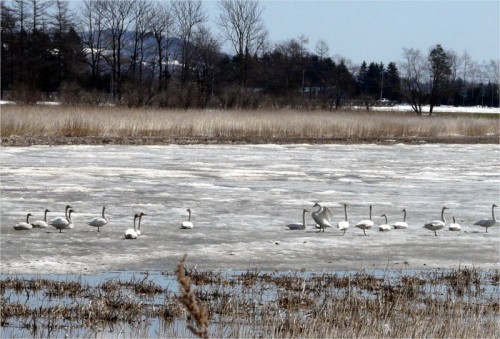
1 144 499 275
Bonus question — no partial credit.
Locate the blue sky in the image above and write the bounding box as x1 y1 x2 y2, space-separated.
204 0 499 65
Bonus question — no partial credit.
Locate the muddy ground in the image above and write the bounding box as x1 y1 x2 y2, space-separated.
1 134 499 146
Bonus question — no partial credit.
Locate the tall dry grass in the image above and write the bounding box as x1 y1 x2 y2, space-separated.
1 104 498 140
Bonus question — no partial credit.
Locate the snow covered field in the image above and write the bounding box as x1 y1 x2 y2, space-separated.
1 144 499 275
363 104 500 114
1 100 499 114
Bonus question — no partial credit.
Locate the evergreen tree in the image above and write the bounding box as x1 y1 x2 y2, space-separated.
333 59 353 109
428 44 451 114
357 61 368 94
385 62 400 101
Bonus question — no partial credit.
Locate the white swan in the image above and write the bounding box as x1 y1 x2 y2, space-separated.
424 206 448 236
181 209 194 229
87 206 108 232
449 217 461 231
355 205 374 235
337 203 349 235
287 209 309 230
13 213 33 230
379 214 391 231
312 203 333 233
31 209 51 228
49 209 75 233
473 204 497 233
393 209 408 229
136 212 146 235
124 214 139 239
49 205 73 229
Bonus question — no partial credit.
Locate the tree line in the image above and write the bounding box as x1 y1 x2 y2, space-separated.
1 0 498 113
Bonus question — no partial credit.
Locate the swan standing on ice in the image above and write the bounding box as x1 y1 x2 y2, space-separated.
87 206 108 232
49 209 75 233
13 213 33 230
449 217 461 231
355 205 374 235
31 209 51 228
393 209 408 229
379 214 391 231
125 214 139 239
136 212 146 235
181 209 194 229
287 209 309 230
337 204 349 235
312 203 333 233
424 206 448 236
473 204 497 233
49 205 73 229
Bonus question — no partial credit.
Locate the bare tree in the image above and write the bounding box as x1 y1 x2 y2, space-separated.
10 0 30 84
173 0 207 85
28 0 52 32
192 25 221 104
52 0 73 33
129 0 151 81
274 37 309 92
100 0 135 100
217 0 268 87
399 47 428 114
51 0 76 84
315 39 329 59
486 60 499 106
468 60 482 105
78 0 105 89
447 49 462 83
150 1 175 92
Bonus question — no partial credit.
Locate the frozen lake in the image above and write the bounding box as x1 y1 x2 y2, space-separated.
1 144 499 275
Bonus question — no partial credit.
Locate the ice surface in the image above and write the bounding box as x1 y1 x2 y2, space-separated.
1 144 499 275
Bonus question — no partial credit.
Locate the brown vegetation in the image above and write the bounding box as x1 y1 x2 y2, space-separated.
1 264 499 338
176 255 209 338
1 105 498 146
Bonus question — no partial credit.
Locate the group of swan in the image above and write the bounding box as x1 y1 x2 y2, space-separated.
12 203 497 236
12 205 79 233
287 203 497 236
124 212 146 239
48 205 75 233
12 204 196 238
423 206 464 235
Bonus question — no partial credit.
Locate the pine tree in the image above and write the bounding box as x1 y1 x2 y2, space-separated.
385 62 400 101
428 44 451 114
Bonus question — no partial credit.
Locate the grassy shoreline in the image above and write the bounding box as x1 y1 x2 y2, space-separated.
1 105 499 146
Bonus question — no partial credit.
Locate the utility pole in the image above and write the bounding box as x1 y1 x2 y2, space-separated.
380 71 384 100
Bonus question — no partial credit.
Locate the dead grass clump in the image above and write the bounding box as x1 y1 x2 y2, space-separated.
184 269 224 287
238 270 261 288
0 301 29 320
118 274 164 296
176 255 209 338
44 280 89 298
99 279 120 293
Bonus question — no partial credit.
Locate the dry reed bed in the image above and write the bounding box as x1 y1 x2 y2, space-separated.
1 266 499 338
1 105 498 141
